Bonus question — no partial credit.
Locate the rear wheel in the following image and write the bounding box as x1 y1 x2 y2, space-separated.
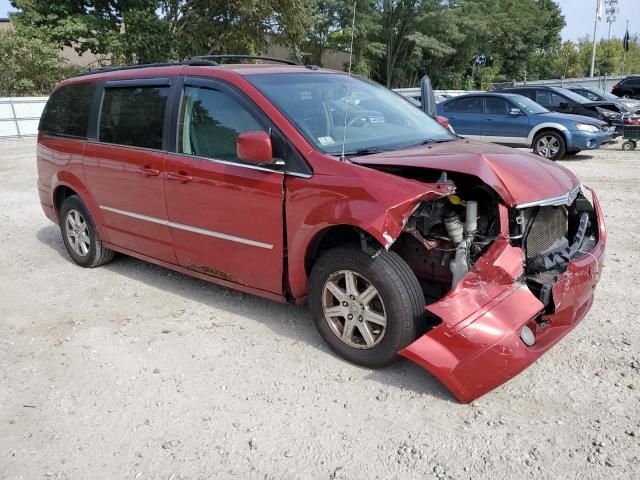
59 195 115 268
533 130 566 160
309 245 424 368
622 140 636 151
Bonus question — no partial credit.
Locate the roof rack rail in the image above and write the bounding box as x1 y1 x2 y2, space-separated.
77 59 219 77
190 55 300 66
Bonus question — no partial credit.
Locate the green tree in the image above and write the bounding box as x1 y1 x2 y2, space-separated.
0 29 73 96
11 0 177 64
175 0 310 58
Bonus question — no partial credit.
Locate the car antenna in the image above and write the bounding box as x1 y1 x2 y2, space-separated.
340 1 357 162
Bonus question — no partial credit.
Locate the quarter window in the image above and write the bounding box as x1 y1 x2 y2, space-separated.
178 86 265 163
99 86 169 149
39 82 95 139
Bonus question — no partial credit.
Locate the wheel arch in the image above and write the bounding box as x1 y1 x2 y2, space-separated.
50 172 109 241
527 123 569 147
304 224 383 276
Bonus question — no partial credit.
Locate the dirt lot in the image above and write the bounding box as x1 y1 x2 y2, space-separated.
0 137 639 480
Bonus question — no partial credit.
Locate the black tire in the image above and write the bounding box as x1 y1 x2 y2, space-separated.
308 245 424 368
622 141 636 151
532 130 566 161
59 195 115 268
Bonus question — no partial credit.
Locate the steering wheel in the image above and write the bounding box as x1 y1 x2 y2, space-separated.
347 115 370 128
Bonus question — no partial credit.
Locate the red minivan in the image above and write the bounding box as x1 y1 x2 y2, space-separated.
37 58 606 402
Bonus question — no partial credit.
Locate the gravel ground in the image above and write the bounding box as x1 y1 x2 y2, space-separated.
1 137 639 480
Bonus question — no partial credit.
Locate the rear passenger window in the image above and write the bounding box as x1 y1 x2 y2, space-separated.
99 86 169 149
178 86 265 163
536 91 565 107
444 97 483 113
511 89 535 100
39 82 95 139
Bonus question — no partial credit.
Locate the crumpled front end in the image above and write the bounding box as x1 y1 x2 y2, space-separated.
399 187 606 403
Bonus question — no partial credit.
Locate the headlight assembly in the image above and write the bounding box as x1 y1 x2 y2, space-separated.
575 123 599 133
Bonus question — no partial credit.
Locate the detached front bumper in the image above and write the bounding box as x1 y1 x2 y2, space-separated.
400 189 606 403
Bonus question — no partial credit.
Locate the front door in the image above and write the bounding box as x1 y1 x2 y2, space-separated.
83 80 176 263
481 96 529 145
163 80 285 294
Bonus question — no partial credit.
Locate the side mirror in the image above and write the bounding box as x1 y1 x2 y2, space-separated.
237 131 273 164
436 115 450 129
436 115 456 134
509 108 523 116
420 74 437 118
559 101 570 109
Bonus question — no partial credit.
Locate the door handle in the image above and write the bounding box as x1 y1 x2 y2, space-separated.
138 166 160 177
167 171 193 183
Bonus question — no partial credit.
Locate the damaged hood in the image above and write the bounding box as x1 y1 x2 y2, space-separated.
352 139 580 207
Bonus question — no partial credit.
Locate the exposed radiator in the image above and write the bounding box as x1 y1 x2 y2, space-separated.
525 206 569 259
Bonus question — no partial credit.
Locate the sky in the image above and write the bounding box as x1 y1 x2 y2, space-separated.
0 0 637 41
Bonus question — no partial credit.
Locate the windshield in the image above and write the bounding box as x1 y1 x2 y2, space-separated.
591 88 620 101
555 87 595 104
247 73 455 155
509 95 549 114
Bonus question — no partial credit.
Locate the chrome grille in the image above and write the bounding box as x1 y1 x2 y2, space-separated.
525 206 569 259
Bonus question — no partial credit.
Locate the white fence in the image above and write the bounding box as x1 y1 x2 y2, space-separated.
497 75 628 92
394 88 472 99
0 78 631 138
0 97 47 138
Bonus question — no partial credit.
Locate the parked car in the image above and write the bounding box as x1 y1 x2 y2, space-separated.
436 92 613 159
568 85 640 113
611 75 640 100
37 58 606 403
498 85 627 130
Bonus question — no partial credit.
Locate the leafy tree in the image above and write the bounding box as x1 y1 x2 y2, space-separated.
175 0 310 58
10 0 177 64
0 29 75 96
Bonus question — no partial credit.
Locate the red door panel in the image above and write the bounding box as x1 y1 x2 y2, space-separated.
82 142 175 263
164 154 284 294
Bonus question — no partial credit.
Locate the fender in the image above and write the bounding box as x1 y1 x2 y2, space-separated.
527 122 569 145
284 160 454 300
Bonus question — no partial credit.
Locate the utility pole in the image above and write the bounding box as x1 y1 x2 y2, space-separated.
590 0 602 78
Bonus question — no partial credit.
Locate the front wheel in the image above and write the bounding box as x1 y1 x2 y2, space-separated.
622 140 636 151
533 131 566 160
308 245 425 368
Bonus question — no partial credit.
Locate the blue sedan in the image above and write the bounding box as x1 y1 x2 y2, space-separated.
436 93 614 160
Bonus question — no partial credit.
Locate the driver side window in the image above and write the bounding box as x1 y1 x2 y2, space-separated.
178 86 265 163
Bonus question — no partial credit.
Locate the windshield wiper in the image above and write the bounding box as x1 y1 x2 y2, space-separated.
403 138 455 148
344 147 387 157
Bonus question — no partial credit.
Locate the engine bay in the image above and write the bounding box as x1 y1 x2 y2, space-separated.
388 170 599 310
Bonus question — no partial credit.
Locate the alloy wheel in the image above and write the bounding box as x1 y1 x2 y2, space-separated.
65 209 90 257
536 135 560 158
321 270 387 349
